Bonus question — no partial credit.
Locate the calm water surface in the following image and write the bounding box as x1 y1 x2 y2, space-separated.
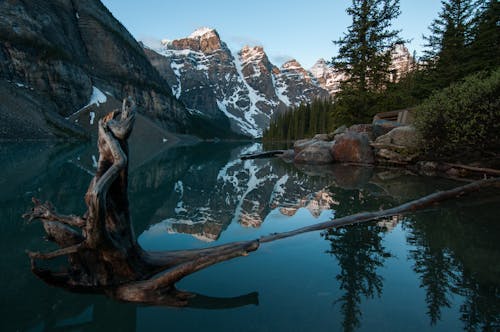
0 142 499 332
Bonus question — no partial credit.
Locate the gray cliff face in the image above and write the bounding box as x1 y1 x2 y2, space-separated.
144 28 331 138
0 0 185 139
276 59 330 105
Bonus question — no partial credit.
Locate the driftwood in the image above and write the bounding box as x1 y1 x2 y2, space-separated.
240 150 286 160
442 162 500 177
24 99 500 307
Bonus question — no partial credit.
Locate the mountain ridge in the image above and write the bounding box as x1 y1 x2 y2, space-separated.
144 28 414 138
144 27 331 137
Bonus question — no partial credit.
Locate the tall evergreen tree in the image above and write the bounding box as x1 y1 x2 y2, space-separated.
422 0 476 88
332 0 403 92
469 0 500 72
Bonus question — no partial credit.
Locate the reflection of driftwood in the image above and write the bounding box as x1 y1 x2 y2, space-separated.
241 150 286 160
24 100 500 307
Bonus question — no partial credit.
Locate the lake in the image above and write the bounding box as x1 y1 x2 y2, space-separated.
0 142 499 332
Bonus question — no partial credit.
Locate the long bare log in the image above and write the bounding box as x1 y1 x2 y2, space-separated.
260 177 500 243
240 150 287 160
442 162 500 177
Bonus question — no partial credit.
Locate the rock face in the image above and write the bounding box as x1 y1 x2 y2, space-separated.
310 58 347 95
0 0 185 139
144 28 329 137
331 132 375 164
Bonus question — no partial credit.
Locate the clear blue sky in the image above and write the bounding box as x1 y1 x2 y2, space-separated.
101 0 442 69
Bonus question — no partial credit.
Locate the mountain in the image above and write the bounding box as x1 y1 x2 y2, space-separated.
144 28 329 138
310 58 347 95
310 44 415 95
0 0 186 139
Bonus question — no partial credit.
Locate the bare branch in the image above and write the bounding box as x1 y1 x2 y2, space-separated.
27 243 81 260
23 198 85 227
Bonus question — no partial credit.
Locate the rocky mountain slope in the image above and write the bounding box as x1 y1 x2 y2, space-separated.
0 0 186 139
144 28 330 138
145 29 415 138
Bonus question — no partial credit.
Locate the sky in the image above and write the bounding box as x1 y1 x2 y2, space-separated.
101 0 443 69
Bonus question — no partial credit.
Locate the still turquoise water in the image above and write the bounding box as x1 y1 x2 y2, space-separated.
0 142 498 332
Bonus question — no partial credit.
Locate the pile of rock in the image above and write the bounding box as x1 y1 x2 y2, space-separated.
286 120 421 165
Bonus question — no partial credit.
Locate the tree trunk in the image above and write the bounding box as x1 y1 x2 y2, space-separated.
24 98 500 307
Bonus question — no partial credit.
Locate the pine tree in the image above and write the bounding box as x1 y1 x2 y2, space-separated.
469 0 500 72
422 0 476 88
332 0 403 93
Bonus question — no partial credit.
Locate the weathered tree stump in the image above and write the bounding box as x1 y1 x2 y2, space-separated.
24 98 500 307
24 98 258 306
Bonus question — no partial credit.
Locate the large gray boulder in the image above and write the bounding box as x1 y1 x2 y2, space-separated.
294 141 334 164
375 125 419 148
293 138 318 154
331 132 375 164
372 126 421 164
348 124 374 141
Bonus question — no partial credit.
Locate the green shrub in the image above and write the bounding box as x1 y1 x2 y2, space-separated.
415 68 500 157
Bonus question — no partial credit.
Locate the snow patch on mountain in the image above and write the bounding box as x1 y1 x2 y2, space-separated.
189 27 215 39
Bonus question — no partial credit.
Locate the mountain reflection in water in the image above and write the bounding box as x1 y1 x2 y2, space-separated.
0 142 498 332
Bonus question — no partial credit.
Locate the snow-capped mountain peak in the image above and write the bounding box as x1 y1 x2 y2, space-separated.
188 27 217 39
310 58 328 78
143 28 414 138
144 30 329 138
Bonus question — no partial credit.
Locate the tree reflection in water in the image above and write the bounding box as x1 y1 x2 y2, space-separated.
323 185 393 332
405 198 500 331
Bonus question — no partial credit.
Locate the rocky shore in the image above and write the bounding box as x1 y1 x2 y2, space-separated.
261 118 500 180
287 118 417 165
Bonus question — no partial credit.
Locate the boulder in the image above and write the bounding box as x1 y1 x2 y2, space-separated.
375 125 419 148
277 149 295 161
293 138 317 154
348 124 374 140
375 148 419 164
294 141 334 164
332 125 347 135
372 119 403 139
331 132 375 164
313 133 331 141
372 126 421 164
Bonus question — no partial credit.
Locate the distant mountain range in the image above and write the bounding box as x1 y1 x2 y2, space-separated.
144 28 414 137
0 1 414 140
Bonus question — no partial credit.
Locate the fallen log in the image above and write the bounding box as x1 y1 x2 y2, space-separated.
240 150 286 160
23 98 500 307
260 176 499 243
442 162 500 177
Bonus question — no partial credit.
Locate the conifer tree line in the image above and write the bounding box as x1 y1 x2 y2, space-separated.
263 0 499 142
264 99 336 141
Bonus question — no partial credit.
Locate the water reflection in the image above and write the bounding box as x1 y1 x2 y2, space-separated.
323 185 395 332
138 144 339 244
0 142 499 331
405 199 500 331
